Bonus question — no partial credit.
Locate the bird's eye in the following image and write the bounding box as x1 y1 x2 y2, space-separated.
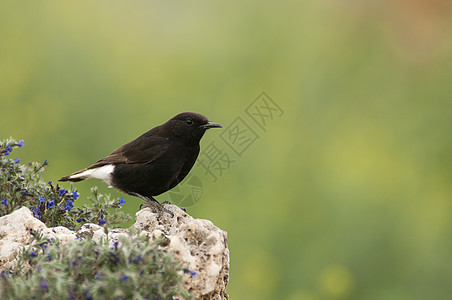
186 119 193 126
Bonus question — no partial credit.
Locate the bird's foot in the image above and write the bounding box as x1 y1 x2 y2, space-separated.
161 200 186 213
158 203 175 218
140 201 175 218
130 193 174 218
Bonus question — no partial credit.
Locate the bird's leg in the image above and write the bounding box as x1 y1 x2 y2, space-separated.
160 200 188 213
161 200 188 213
129 192 174 217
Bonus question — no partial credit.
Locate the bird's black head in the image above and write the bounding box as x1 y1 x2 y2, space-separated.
166 112 222 145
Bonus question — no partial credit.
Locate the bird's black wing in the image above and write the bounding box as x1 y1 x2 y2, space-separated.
87 134 171 169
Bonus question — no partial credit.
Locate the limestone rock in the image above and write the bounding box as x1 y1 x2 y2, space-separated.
0 207 47 270
0 205 229 299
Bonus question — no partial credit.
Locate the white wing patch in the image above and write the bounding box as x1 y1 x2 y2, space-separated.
69 165 115 186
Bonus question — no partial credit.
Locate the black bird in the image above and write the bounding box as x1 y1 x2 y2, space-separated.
59 112 222 215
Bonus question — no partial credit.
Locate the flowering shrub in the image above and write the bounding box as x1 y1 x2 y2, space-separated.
0 138 190 299
0 138 130 229
0 231 190 299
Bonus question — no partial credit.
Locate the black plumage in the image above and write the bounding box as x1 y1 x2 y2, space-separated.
59 112 221 214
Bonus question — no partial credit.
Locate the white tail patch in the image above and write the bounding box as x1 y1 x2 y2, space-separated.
69 165 115 186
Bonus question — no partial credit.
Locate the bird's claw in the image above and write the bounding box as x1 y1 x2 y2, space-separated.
141 201 174 218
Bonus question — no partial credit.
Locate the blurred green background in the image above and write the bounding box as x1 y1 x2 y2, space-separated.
1 1 452 299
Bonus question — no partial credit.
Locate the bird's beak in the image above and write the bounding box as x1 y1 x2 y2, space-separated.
201 122 222 129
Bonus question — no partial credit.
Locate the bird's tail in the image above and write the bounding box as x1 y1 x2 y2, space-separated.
59 165 114 184
58 169 88 182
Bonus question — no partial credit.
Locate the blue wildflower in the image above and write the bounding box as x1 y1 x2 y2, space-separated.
72 190 79 200
1 270 12 278
114 241 119 249
1 198 7 206
47 198 55 208
14 158 21 163
48 181 53 186
39 195 46 203
3 151 9 156
118 197 126 205
6 145 12 152
190 271 198 278
43 160 48 166
32 207 41 216
58 189 66 197
95 273 102 280
120 274 128 282
77 218 83 223
30 251 37 257
84 290 93 300
108 252 117 263
41 244 47 249
23 190 28 196
98 218 107 225
68 290 75 300
40 280 48 290
64 200 74 211
18 140 24 148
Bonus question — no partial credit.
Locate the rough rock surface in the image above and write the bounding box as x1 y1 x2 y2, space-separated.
0 206 229 299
